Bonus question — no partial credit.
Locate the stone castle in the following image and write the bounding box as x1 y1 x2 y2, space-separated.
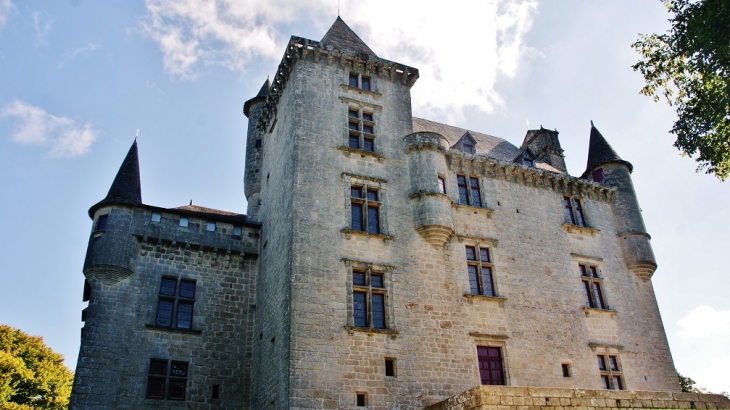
69 17 730 410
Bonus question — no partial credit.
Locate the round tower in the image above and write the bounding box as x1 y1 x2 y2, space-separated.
83 140 141 284
582 123 657 280
404 131 454 247
243 79 270 221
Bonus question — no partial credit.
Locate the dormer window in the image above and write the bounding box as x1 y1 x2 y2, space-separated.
463 143 475 154
592 168 605 184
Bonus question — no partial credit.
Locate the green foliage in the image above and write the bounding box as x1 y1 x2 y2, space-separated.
632 0 730 180
678 371 697 392
0 325 73 409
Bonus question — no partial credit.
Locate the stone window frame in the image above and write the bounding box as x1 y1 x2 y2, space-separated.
384 357 396 377
341 173 392 241
348 106 376 153
563 196 587 227
438 175 446 194
145 358 189 401
590 344 625 390
154 277 197 331
151 212 162 223
179 216 189 228
456 174 484 208
469 333 510 386
349 72 371 91
95 214 108 232
579 263 609 310
343 259 397 336
464 244 497 297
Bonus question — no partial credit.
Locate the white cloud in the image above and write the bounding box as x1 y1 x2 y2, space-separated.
138 0 538 121
58 42 100 68
1 100 98 157
139 0 329 78
677 305 730 339
32 11 53 44
0 0 15 29
672 306 730 393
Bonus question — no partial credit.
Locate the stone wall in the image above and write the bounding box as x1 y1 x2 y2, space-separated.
71 206 259 410
425 386 730 410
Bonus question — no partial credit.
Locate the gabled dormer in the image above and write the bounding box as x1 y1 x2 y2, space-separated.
519 127 567 173
514 148 536 167
454 131 478 155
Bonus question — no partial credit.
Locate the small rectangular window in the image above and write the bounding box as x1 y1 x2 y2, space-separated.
385 358 396 377
592 168 605 184
233 226 242 237
96 214 108 231
206 221 216 232
361 76 371 91
212 384 220 400
255 139 262 149
438 176 446 194
562 363 571 377
356 393 366 406
349 73 359 88
179 217 189 227
151 213 162 223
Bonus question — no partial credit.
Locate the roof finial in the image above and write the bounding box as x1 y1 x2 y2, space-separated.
135 129 139 141
338 0 340 16
190 199 193 205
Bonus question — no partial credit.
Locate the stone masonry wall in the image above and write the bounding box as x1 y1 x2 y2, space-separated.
71 206 258 410
425 386 730 410
251 46 678 409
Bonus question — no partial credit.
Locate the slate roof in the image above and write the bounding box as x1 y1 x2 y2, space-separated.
583 122 633 176
320 16 377 58
244 78 271 117
88 140 142 218
174 204 240 217
412 117 522 162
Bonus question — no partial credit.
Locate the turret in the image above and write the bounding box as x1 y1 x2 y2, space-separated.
404 131 454 247
243 79 270 220
582 122 656 280
519 127 567 173
83 139 141 284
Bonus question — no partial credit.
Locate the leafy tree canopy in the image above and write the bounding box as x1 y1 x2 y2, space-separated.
632 0 730 180
0 325 73 409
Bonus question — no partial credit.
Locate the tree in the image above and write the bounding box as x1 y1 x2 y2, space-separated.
632 0 730 180
678 371 698 392
0 325 73 409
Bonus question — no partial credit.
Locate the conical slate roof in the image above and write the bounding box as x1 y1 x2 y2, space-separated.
88 140 142 218
320 16 377 58
243 78 271 117
583 121 633 177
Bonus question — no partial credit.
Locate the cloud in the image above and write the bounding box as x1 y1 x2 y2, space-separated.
677 305 730 339
1 100 98 157
138 0 538 121
138 0 329 78
0 0 15 29
672 306 730 393
32 11 53 44
58 42 100 68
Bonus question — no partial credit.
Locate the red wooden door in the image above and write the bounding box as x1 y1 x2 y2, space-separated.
477 346 504 385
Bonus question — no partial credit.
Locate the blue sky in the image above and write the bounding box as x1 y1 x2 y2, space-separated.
0 0 728 392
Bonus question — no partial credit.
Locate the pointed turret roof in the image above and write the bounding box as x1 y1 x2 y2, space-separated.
582 121 633 177
320 16 377 58
243 78 271 117
88 140 142 218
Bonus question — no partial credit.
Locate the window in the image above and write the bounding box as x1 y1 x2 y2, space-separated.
96 214 108 231
179 217 188 227
580 264 606 309
385 358 396 377
463 143 475 154
597 354 623 390
352 269 387 329
233 226 242 237
146 359 188 400
562 363 571 377
591 168 605 184
349 72 371 91
457 175 482 207
151 212 162 223
465 246 496 296
255 139 262 149
563 196 586 227
155 278 196 330
348 108 375 152
438 176 446 194
206 221 216 232
356 392 367 406
350 186 380 234
477 346 505 385
212 384 220 400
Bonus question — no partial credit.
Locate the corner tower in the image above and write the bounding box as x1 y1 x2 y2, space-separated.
582 122 657 279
